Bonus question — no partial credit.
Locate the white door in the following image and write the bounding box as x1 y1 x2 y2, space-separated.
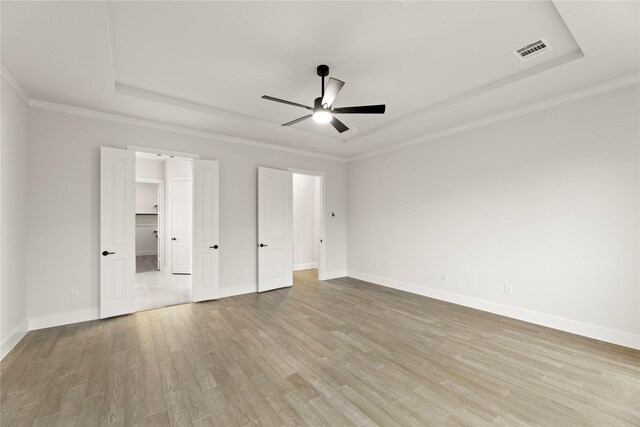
100 147 136 318
258 167 293 292
192 159 220 302
171 178 192 274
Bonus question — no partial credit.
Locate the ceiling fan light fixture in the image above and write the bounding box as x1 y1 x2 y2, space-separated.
261 65 385 133
312 109 332 124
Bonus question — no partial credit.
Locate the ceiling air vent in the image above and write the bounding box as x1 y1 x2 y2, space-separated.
513 38 552 62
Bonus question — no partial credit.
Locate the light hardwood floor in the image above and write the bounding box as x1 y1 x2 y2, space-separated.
1 270 638 426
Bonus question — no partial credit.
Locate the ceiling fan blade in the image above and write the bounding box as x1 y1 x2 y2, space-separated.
321 78 345 107
330 116 349 133
262 95 313 111
333 104 386 114
282 114 312 126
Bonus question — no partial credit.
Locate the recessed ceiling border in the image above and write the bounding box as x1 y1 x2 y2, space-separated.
344 49 584 145
103 1 585 146
104 2 343 145
345 1 585 145
114 82 342 145
349 73 640 162
27 97 348 162
1 64 30 105
4 64 637 164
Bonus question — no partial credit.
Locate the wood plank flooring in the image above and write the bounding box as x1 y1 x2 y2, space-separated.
1 269 639 426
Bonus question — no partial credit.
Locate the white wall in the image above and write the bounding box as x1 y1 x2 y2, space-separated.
1 78 29 357
293 174 320 270
26 108 347 326
136 156 165 180
348 85 640 348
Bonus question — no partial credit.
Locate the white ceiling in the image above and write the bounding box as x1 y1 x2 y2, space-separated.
2 1 639 160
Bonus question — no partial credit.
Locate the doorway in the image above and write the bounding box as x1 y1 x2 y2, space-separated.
257 167 325 293
100 146 220 319
134 153 193 312
293 173 321 278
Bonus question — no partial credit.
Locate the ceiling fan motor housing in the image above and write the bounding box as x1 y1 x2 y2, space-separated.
314 97 330 111
317 64 329 77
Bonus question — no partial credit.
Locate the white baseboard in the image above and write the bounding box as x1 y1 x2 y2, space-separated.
321 271 348 281
1 319 29 360
29 308 100 331
220 284 257 298
136 251 158 256
294 262 318 271
348 271 640 350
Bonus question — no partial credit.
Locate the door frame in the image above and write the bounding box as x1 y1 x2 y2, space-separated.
135 177 165 272
288 168 326 281
129 145 200 275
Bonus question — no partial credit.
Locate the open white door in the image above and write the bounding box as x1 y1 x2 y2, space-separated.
258 167 293 292
170 178 192 274
100 147 136 318
192 159 220 302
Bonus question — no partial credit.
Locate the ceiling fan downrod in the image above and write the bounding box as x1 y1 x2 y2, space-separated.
317 64 329 98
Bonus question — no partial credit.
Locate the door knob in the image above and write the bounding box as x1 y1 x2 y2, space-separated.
102 251 115 256
259 243 268 247
171 237 177 241
210 245 219 249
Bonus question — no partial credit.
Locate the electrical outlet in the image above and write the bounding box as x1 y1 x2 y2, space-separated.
504 284 513 295
375 264 381 272
70 290 79 301
441 273 448 282
243 270 249 280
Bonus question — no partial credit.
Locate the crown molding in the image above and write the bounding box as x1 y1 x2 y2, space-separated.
115 82 342 145
4 56 345 161
345 51 584 145
349 72 640 162
6 58 638 164
28 99 347 162
1 64 30 105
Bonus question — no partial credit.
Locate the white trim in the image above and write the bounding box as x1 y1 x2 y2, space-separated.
348 271 640 350
28 99 347 162
0 319 29 360
115 82 342 145
29 308 100 331
350 73 640 161
294 263 318 271
287 167 325 177
1 64 30 105
321 271 348 281
219 284 257 298
346 50 584 145
130 145 200 159
14 71 638 163
136 177 165 184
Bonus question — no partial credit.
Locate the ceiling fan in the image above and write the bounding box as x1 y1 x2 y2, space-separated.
261 64 385 134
